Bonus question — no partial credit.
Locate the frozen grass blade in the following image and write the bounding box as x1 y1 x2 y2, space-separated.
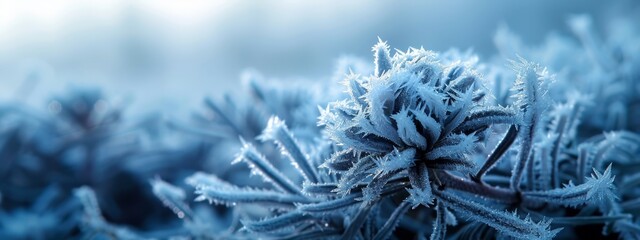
434 189 561 240
372 201 411 240
234 140 302 195
260 116 319 183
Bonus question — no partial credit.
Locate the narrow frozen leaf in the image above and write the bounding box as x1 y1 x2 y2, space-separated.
204 97 242 136
185 172 235 189
407 163 434 208
166 120 227 139
426 133 477 160
614 219 640 240
336 158 377 194
188 173 314 207
355 113 403 145
423 157 475 172
591 132 639 170
472 125 518 182
445 207 458 226
342 202 373 240
547 102 576 188
442 90 473 136
363 77 402 144
522 165 617 210
444 65 465 85
74 187 143 239
375 148 416 174
234 141 301 195
434 170 519 204
434 189 561 240
373 38 393 77
510 58 552 191
150 178 192 220
279 229 341 240
260 116 319 183
392 108 427 148
194 185 314 208
456 106 518 133
321 149 358 172
318 100 357 127
242 211 312 233
31 186 61 213
411 105 442 145
297 192 361 214
531 133 555 191
445 76 476 102
575 143 595 183
363 204 378 239
327 126 394 154
372 201 411 240
299 182 406 214
74 186 103 221
415 84 447 120
430 201 448 240
302 182 338 196
362 169 401 203
344 73 368 107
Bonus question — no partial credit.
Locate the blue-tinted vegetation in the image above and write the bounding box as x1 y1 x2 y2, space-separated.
1 13 640 240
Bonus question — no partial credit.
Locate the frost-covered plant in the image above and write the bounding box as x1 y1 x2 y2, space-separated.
0 88 213 238
74 186 144 239
175 66 361 187
184 116 349 239
318 40 564 239
324 41 489 197
1 12 640 240
133 62 368 238
161 39 637 240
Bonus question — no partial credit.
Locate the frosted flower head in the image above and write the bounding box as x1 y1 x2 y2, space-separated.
320 40 518 206
320 40 501 167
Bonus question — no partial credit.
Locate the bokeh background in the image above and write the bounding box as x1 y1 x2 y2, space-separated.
0 0 638 116
1 1 640 239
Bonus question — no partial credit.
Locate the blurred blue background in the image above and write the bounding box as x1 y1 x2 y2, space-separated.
0 1 639 239
0 0 637 116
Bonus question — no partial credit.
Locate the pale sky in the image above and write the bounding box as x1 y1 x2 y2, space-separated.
0 0 636 117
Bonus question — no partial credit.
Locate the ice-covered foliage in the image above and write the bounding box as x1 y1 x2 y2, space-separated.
161 38 638 239
493 14 640 135
1 13 640 240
